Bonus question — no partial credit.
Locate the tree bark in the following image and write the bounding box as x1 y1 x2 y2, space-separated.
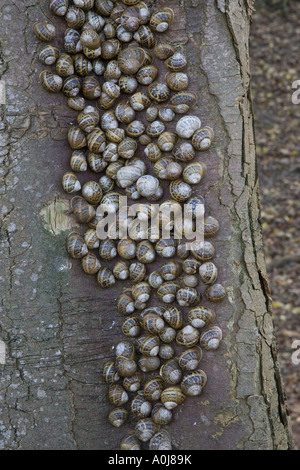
0 0 294 450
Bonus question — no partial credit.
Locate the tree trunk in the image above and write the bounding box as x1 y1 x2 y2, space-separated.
0 0 294 450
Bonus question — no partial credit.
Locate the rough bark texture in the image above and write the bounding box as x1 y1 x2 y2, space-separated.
0 0 294 450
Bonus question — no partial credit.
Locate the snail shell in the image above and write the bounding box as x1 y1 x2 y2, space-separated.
33 22 56 42
159 326 176 344
82 181 102 204
62 75 81 97
143 377 164 401
157 281 180 304
153 41 175 60
103 360 119 384
159 344 175 360
160 261 182 281
121 7 140 32
157 131 178 152
137 334 160 357
118 138 137 159
101 39 121 59
149 8 174 32
131 395 152 419
87 127 106 153
141 307 165 319
99 175 114 194
64 28 82 54
50 0 68 16
99 239 117 260
116 339 135 359
66 232 88 258
148 82 170 103
181 369 207 396
118 46 145 75
177 243 190 260
144 143 162 162
93 58 106 75
77 108 99 133
95 0 114 16
83 44 102 59
191 241 215 262
192 126 214 151
205 283 226 302
71 196 96 223
135 419 159 443
149 430 172 451
176 115 201 139
165 52 187 72
163 306 183 330
138 355 160 373
68 126 86 149
136 175 159 197
115 355 137 378
176 287 201 307
108 383 129 407
113 260 130 280
73 0 94 10
160 359 182 385
173 142 195 163
134 25 156 49
38 44 60 65
115 101 136 124
199 262 218 285
176 325 200 348
155 239 178 258
84 229 100 250
65 6 86 29
102 142 119 162
151 405 172 426
129 262 146 283
131 282 151 303
86 10 105 31
130 92 151 111
97 92 116 110
97 267 116 288
183 162 207 185
160 386 186 410
73 53 93 76
148 271 163 289
82 75 101 99
108 408 128 428
166 72 189 92
158 107 175 122
141 313 165 334
170 91 197 114
120 434 141 451
145 106 158 122
62 170 82 194
68 96 86 111
101 82 120 101
178 347 202 371
81 252 101 274
186 195 205 219
105 161 125 181
118 75 138 94
39 71 63 93
106 128 125 144
104 60 122 81
125 183 142 200
126 120 145 138
80 28 101 50
117 238 137 260
182 274 199 288
123 372 144 392
188 306 216 329
136 65 158 85
117 292 135 315
146 120 165 138
203 216 220 238
169 179 192 203
87 152 107 173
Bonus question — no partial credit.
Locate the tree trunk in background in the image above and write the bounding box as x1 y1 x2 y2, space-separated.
0 0 294 450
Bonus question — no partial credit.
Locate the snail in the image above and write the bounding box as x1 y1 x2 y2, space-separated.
160 261 182 281
33 22 56 42
117 238 137 260
155 239 178 258
169 179 192 203
113 260 130 281
148 82 170 103
203 216 220 238
130 91 151 111
192 126 214 151
103 360 120 384
117 46 145 74
99 175 114 194
163 306 183 330
68 126 86 149
160 386 186 410
183 162 207 185
134 25 156 49
178 347 202 371
68 96 86 111
149 430 172 450
199 262 218 285
56 53 75 77
151 404 173 426
62 172 81 193
123 372 144 392
82 75 101 99
38 44 60 65
122 315 141 338
205 283 226 302
160 358 182 385
200 326 223 350
166 72 189 92
158 344 175 360
62 75 81 97
71 196 96 224
135 419 159 443
66 232 88 259
137 334 160 357
153 41 175 59
141 313 165 334
182 274 199 288
149 8 174 32
138 355 160 373
40 71 63 93
77 107 100 133
176 325 200 348
143 377 164 401
81 252 101 274
131 281 151 303
99 239 117 260
115 355 137 377
108 384 129 407
158 107 175 122
191 241 215 262
136 64 158 85
136 240 156 264
50 0 68 16
81 181 102 204
181 369 207 396
165 52 187 71
157 131 178 152
120 434 141 451
157 281 180 304
117 292 135 315
176 115 201 139
87 152 107 173
115 339 135 359
108 408 128 428
145 106 159 122
129 262 146 283
131 395 152 419
97 266 116 288
144 142 162 162
176 287 201 307
84 228 100 249
64 28 82 54
159 326 176 344
126 120 146 138
87 127 106 153
173 142 195 163
65 6 86 29
148 271 164 289
170 91 197 114
188 306 216 329
146 120 165 138
118 75 138 94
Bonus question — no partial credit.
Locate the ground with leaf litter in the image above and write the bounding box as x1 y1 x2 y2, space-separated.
251 0 300 448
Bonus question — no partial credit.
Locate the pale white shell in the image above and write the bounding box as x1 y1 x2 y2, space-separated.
176 116 201 139
136 175 160 197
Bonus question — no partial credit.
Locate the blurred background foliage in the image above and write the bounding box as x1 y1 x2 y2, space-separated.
251 0 300 448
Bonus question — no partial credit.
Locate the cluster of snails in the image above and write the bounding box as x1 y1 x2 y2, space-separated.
35 0 225 450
